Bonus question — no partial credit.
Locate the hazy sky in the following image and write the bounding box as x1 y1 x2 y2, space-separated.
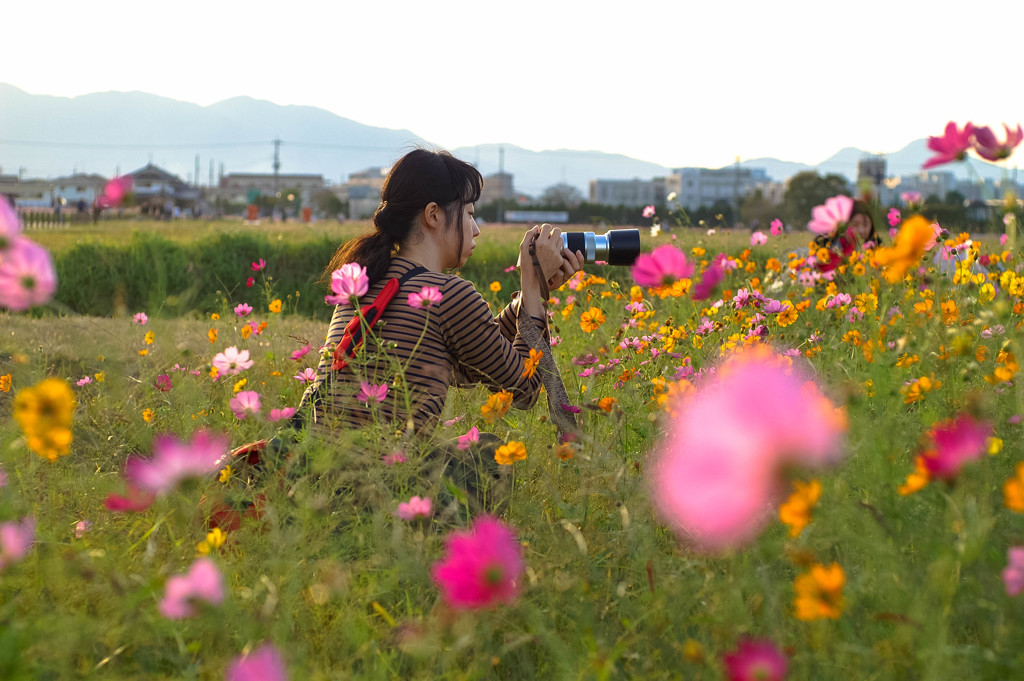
4 0 1023 169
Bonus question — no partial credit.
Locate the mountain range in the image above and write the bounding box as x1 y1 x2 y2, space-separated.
0 83 1016 196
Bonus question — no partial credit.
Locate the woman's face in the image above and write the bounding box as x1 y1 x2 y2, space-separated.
848 213 873 242
449 202 479 268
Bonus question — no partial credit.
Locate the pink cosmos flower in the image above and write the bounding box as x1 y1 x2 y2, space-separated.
0 199 20 254
887 208 901 227
227 643 288 681
289 344 312 361
325 262 369 306
0 237 58 311
648 350 844 551
444 416 464 427
125 430 229 495
293 368 317 383
0 466 6 488
750 231 767 246
1001 233 1009 246
251 259 266 272
154 374 172 392
723 638 788 681
691 260 725 302
267 407 297 422
923 121 976 169
0 517 35 570
74 519 93 538
972 123 1023 162
457 426 480 451
431 516 525 610
769 218 783 236
104 484 157 512
889 227 899 239
96 177 132 209
230 390 262 420
921 414 991 480
395 496 433 521
1002 547 1024 596
212 347 254 375
642 205 656 219
76 376 93 386
234 303 253 317
631 245 695 288
807 195 854 235
133 312 148 325
159 557 225 619
900 191 922 205
382 451 407 465
246 276 255 288
357 382 388 404
408 285 443 309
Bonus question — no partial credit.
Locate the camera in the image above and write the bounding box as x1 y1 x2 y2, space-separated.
562 229 641 266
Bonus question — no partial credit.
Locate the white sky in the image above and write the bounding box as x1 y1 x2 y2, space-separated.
3 0 1023 169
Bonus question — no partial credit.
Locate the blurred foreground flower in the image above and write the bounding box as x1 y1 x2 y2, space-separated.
395 496 432 521
1002 547 1024 596
923 121 975 169
431 517 524 610
794 562 845 620
227 643 288 681
807 195 853 235
159 557 224 619
874 215 935 283
691 259 724 301
723 638 788 681
0 517 35 570
325 262 369 306
126 430 229 495
648 349 845 551
230 390 262 420
972 123 1022 162
13 377 75 461
921 414 991 480
0 237 58 311
631 244 694 288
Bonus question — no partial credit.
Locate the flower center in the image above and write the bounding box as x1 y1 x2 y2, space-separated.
483 565 504 586
20 275 36 291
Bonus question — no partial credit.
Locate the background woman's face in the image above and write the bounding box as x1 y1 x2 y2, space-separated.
848 214 872 241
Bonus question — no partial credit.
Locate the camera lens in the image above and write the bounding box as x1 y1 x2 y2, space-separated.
561 229 640 266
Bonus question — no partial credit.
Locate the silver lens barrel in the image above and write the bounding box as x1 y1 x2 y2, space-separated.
561 229 641 266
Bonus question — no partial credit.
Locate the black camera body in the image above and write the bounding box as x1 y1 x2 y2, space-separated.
561 229 641 266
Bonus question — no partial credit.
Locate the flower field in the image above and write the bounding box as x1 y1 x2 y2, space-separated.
2 128 1024 679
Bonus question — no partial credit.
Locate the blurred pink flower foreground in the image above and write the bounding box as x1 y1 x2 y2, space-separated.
807 195 853 235
0 517 36 570
1002 547 1024 596
159 557 225 619
921 414 991 480
325 262 369 306
631 244 695 288
648 350 845 551
431 516 525 610
0 237 58 311
395 496 432 521
227 643 288 681
126 430 229 495
723 638 789 681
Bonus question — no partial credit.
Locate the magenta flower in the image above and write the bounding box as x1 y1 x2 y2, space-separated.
972 123 1023 162
921 414 991 480
887 208 901 227
1002 547 1024 596
769 218 783 236
431 517 525 610
923 121 976 169
395 496 433 521
289 344 312 361
96 176 132 209
246 276 255 288
212 347 254 375
230 390 262 420
159 557 225 619
75 520 92 538
382 451 407 466
293 368 317 384
0 517 35 570
408 285 443 309
723 638 789 681
250 259 266 272
642 205 656 219
807 195 854 235
750 231 767 246
267 407 297 422
76 376 93 387
133 312 148 325
154 374 172 392
357 382 388 404
0 237 58 311
691 260 725 302
457 426 480 451
125 430 229 495
227 643 288 681
0 199 21 254
631 245 695 287
648 350 844 551
325 262 369 306
900 191 922 205
104 484 157 512
234 303 253 317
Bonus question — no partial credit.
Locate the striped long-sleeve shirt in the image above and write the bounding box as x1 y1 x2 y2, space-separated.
302 256 547 435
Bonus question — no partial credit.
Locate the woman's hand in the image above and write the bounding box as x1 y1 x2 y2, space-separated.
519 224 582 287
546 247 584 290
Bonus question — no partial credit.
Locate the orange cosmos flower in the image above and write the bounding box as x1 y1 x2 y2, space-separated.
480 390 514 424
522 348 543 379
794 562 845 621
874 215 935 283
580 307 606 333
778 479 822 538
494 440 527 465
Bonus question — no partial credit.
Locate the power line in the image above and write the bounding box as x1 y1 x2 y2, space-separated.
0 138 267 150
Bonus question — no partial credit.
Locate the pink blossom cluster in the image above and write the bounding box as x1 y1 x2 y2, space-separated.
924 121 1023 168
159 558 225 619
431 516 525 610
0 200 58 311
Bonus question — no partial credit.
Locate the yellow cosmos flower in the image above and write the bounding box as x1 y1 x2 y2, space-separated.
522 348 543 379
779 479 822 538
142 408 155 423
233 378 247 393
94 371 106 383
777 304 798 327
489 281 501 292
480 390 514 424
219 465 233 483
211 313 220 320
13 377 76 461
874 215 934 283
208 328 218 344
580 307 606 333
197 527 227 555
794 562 845 621
268 299 282 314
144 331 155 345
240 325 253 339
597 396 617 413
1003 462 1024 512
899 456 930 495
494 440 527 466
0 374 11 393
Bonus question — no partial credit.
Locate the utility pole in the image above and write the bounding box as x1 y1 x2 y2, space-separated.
272 139 281 222
209 159 214 187
498 146 505 223
195 154 200 188
733 155 740 227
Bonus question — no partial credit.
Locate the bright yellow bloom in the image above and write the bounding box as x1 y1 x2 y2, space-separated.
777 304 798 328
142 408 155 423
895 353 919 368
219 465 233 483
208 328 218 344
0 374 11 393
794 562 845 621
268 299 282 314
902 376 939 404
554 442 575 460
13 377 76 461
597 396 617 413
233 378 247 393
1004 462 1024 512
489 281 501 292
144 331 155 345
522 348 543 379
779 479 822 538
211 313 220 320
874 215 934 283
580 306 606 333
138 349 149 356
240 325 253 339
988 437 1004 455
197 527 227 555
480 390 513 424
494 440 527 465
93 371 106 383
899 456 930 495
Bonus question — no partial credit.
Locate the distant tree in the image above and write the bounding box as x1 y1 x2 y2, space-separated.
540 183 584 208
944 190 966 206
739 189 782 229
783 171 850 228
312 189 344 218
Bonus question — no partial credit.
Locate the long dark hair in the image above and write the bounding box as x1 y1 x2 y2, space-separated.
813 199 881 248
323 149 483 285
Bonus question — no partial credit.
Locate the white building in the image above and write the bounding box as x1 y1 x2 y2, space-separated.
588 178 665 207
672 167 770 211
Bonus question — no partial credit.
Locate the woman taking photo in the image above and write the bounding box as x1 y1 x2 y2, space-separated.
300 149 583 442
